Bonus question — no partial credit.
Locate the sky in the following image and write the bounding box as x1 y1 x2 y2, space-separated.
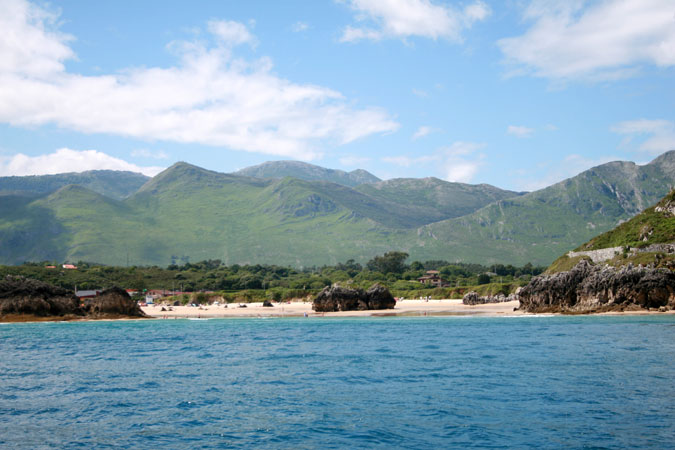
0 0 674 191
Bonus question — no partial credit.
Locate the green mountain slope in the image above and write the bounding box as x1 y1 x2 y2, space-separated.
0 170 149 200
576 189 675 251
404 151 675 265
233 160 380 187
1 153 674 267
356 177 523 224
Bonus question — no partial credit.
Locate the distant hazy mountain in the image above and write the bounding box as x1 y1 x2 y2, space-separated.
233 160 381 187
0 153 673 267
0 170 149 200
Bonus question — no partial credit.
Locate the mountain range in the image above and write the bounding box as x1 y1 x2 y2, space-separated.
1 153 673 267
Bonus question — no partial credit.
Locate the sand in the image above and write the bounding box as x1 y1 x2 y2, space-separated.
141 299 524 319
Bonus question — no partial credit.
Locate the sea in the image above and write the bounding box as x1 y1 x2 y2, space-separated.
1 316 674 449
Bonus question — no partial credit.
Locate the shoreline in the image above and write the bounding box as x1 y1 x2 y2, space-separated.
141 299 522 319
2 300 673 323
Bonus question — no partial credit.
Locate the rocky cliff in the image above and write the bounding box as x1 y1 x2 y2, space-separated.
519 260 675 313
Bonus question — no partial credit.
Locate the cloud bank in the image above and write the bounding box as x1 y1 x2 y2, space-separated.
0 148 164 177
0 0 398 161
498 0 675 81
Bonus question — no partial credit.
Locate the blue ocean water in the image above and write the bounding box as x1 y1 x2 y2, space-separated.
1 316 675 449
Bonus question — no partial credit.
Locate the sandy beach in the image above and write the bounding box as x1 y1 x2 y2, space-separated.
141 299 523 318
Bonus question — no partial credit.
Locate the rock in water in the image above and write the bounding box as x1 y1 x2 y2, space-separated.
519 260 675 313
0 275 82 317
84 286 145 317
312 284 395 312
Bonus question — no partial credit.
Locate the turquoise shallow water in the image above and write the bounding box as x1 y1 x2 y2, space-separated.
1 316 675 449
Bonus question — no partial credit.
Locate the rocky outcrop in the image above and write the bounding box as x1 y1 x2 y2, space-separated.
365 284 396 309
83 287 145 317
312 284 395 312
519 260 675 313
0 276 146 321
462 290 520 305
0 275 83 317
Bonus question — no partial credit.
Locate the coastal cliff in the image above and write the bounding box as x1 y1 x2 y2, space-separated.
519 260 675 313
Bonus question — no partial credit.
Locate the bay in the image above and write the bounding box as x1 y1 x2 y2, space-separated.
1 316 674 449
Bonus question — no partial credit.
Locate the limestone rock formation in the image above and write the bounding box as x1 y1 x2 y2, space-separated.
462 290 520 305
0 275 82 317
83 286 145 317
312 284 395 312
519 260 675 313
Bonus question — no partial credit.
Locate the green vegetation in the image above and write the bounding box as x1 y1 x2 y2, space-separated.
545 255 592 274
411 152 675 265
356 177 522 224
546 189 675 273
0 152 674 267
575 189 675 250
0 255 545 301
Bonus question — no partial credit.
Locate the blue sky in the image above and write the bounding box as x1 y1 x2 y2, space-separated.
0 0 674 191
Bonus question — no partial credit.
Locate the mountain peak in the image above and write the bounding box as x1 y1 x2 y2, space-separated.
233 160 380 187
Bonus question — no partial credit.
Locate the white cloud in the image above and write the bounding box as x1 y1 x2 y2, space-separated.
611 119 675 154
131 149 169 159
0 0 74 78
207 20 256 47
0 0 398 161
0 148 165 177
498 0 675 81
507 125 534 138
338 0 490 42
339 155 371 166
382 141 485 182
441 141 485 182
291 21 309 32
412 125 434 140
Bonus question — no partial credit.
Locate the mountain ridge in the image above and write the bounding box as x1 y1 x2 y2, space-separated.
233 160 381 187
0 151 673 267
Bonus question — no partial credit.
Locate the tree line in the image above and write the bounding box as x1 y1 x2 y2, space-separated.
2 252 545 296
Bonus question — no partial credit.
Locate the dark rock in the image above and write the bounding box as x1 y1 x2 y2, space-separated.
366 283 396 310
519 260 675 313
312 284 395 312
262 300 274 307
84 287 146 317
462 290 519 305
0 275 82 317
